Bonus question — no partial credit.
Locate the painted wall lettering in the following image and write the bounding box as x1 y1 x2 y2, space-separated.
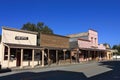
15 36 28 40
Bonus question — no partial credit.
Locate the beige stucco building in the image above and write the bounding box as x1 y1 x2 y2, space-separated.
0 27 44 68
2 27 37 45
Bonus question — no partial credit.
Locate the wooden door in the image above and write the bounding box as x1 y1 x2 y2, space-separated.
16 52 21 66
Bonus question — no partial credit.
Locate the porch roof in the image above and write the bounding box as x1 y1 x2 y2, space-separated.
4 43 43 49
79 47 106 51
40 46 70 50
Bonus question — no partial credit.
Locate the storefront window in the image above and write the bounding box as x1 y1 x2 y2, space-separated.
10 48 16 61
23 49 32 61
34 53 41 60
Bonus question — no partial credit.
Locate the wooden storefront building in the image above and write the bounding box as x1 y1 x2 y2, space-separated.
0 27 70 69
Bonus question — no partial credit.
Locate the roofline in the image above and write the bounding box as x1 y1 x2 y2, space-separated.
78 38 90 42
67 32 88 36
40 46 70 50
4 43 42 49
2 27 38 35
89 29 97 32
40 33 70 38
79 47 106 51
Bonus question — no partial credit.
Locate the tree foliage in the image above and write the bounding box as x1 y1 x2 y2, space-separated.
103 43 111 49
21 22 53 34
21 22 53 46
21 22 37 31
112 44 120 55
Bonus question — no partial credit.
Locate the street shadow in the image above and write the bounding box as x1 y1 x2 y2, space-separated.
89 60 120 80
0 70 88 80
0 68 11 73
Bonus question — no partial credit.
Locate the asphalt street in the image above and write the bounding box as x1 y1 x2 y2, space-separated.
0 60 120 80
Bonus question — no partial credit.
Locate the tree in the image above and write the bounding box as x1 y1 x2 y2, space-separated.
112 44 120 55
21 22 53 34
21 22 54 45
40 26 53 34
103 43 111 49
21 22 37 31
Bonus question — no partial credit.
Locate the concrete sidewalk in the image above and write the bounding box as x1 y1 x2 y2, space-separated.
10 60 98 71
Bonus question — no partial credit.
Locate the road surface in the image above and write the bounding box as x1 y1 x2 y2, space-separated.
0 60 120 80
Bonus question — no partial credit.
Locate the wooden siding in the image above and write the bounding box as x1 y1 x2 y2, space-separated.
40 33 69 48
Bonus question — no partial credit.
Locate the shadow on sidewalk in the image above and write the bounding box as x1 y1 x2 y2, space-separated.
0 68 11 73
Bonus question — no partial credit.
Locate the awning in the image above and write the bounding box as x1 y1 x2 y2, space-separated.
79 47 106 51
40 46 70 50
4 43 43 50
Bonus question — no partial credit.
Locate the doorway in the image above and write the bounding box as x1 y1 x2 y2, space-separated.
16 52 21 66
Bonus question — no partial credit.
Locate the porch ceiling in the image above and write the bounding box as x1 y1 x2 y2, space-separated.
79 47 106 51
40 46 70 50
4 43 43 49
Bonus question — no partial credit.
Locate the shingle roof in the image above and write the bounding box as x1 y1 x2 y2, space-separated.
67 32 88 38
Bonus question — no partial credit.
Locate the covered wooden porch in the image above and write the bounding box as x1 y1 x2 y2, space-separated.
71 48 107 63
3 43 45 68
41 47 71 66
3 43 72 69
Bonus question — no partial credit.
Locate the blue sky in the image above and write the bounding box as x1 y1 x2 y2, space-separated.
0 0 120 47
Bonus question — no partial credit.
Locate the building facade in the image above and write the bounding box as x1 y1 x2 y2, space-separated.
39 33 70 65
0 27 113 69
0 27 44 68
68 29 113 62
0 27 70 68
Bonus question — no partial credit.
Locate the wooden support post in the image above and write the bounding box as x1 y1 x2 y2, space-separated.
7 47 10 68
94 51 96 60
63 49 67 64
47 49 50 65
88 50 90 61
56 50 58 65
42 49 44 67
20 49 23 68
32 49 35 68
70 51 72 63
100 51 102 61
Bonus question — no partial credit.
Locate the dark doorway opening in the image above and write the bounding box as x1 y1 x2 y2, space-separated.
16 50 21 67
